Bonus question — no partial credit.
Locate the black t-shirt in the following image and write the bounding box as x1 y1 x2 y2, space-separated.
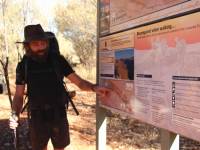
15 54 75 109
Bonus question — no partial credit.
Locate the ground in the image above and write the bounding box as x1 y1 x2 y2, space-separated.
0 84 200 150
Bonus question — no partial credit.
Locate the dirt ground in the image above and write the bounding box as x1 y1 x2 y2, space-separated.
0 87 200 150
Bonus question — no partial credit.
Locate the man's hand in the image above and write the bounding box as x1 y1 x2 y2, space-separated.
9 113 19 130
93 85 111 97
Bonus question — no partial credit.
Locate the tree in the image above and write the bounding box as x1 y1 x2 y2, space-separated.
0 0 13 107
55 0 97 68
56 33 80 66
0 0 47 108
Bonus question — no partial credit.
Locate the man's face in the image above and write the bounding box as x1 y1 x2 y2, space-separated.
29 40 48 55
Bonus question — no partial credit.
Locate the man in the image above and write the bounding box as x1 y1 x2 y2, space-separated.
10 24 109 150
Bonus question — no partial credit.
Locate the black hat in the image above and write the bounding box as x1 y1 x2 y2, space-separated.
16 24 54 43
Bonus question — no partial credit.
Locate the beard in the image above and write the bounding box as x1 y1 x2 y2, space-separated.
26 47 49 62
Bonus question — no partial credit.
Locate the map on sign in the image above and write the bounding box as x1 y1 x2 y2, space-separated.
110 0 188 26
99 0 200 35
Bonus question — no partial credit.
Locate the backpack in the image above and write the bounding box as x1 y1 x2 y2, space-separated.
45 32 60 55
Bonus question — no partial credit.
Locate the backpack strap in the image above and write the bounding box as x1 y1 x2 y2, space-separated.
63 82 79 115
24 57 28 83
49 54 79 115
49 54 64 83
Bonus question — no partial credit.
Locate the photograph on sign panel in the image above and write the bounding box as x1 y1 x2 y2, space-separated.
115 48 134 80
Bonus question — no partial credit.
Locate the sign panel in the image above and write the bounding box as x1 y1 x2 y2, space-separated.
135 12 200 141
99 31 135 113
99 0 200 35
110 0 187 26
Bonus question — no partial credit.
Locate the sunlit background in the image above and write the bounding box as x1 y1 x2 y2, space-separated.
0 0 97 82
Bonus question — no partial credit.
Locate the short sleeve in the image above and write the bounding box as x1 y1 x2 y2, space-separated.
15 61 26 85
59 55 75 77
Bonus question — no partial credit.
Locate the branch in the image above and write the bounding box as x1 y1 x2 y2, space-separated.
0 59 4 69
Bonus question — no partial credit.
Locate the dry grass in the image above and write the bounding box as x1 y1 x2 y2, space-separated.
74 65 96 83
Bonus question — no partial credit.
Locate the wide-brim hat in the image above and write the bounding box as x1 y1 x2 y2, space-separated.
16 24 54 44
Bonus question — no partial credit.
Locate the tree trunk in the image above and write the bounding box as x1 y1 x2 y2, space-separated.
0 57 12 107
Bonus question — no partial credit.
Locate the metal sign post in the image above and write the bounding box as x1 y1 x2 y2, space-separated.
161 129 179 150
96 1 107 150
96 105 107 150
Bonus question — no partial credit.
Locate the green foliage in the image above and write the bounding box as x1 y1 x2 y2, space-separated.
54 0 97 67
0 0 49 74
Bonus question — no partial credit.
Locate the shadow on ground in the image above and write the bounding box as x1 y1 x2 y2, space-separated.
0 118 31 150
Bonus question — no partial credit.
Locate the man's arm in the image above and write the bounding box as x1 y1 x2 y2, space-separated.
67 72 111 97
67 73 95 91
12 85 25 116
